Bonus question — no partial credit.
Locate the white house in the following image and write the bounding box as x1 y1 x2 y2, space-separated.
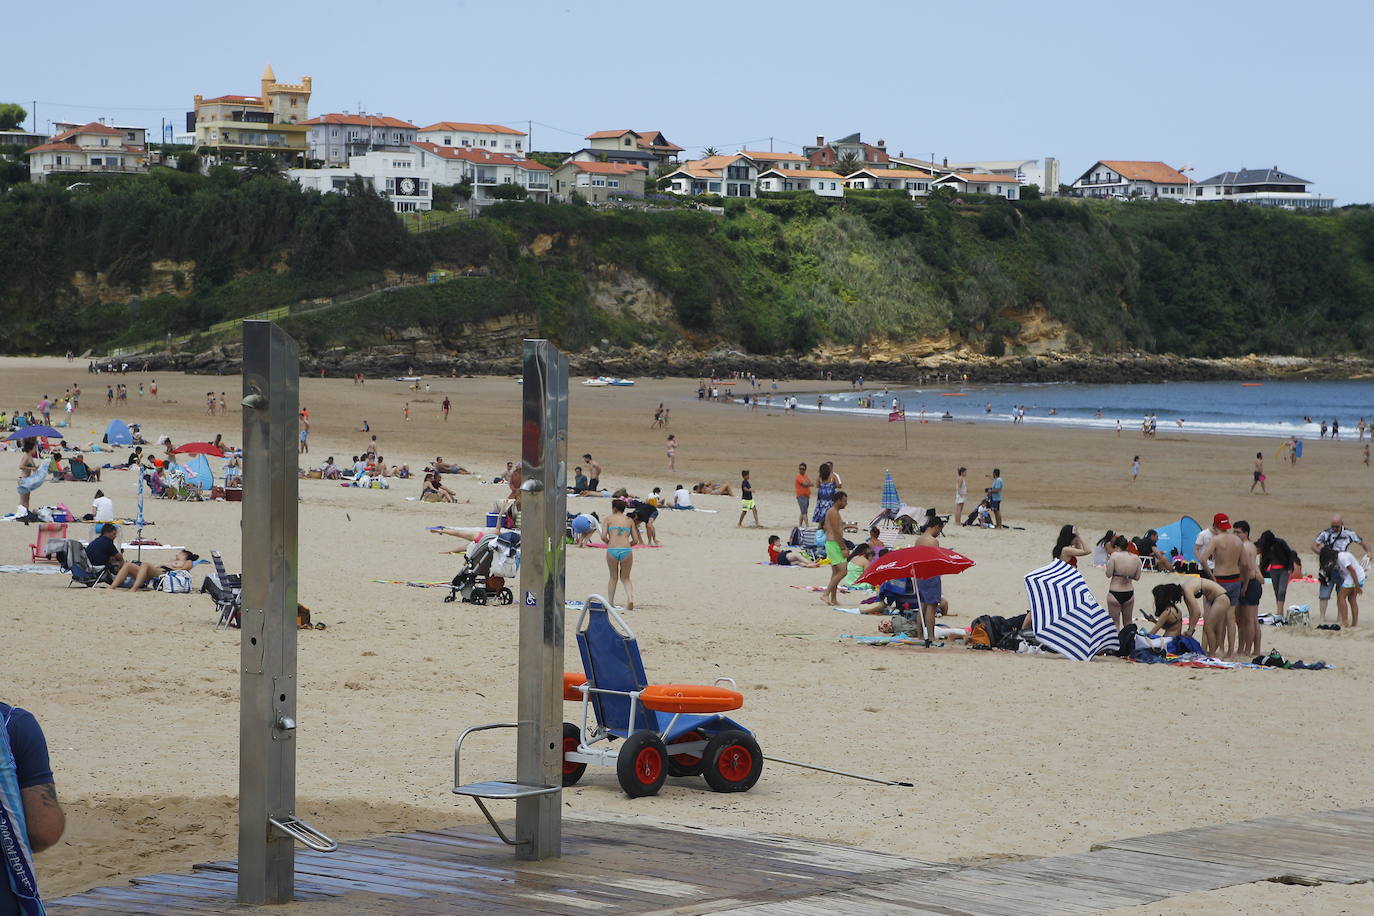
584 129 683 165
288 149 432 212
549 161 647 203
24 121 146 183
945 158 1058 194
661 154 758 197
1072 160 1190 199
415 121 526 154
843 168 935 196
410 142 551 204
756 168 845 197
742 150 807 172
52 120 147 149
932 172 1021 199
1193 166 1333 209
304 113 417 166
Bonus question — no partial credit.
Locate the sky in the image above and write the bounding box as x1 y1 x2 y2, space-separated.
7 0 1372 203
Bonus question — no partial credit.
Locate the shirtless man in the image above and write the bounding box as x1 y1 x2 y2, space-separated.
1233 520 1263 658
820 491 850 606
1195 513 1244 657
582 454 603 492
914 517 947 647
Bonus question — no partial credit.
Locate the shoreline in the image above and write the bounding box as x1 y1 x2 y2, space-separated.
87 343 1374 384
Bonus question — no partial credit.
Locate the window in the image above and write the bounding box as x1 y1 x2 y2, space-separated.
708 181 721 192
419 180 429 191
608 179 619 188
726 165 749 180
443 136 452 145
592 177 606 187
577 174 590 186
624 136 632 146
385 178 395 191
332 177 348 190
515 141 522 150
100 137 108 146
331 129 339 138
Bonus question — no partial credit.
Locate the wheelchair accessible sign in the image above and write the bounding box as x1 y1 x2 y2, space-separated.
525 591 537 606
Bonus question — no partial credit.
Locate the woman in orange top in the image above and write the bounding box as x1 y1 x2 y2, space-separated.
794 462 814 527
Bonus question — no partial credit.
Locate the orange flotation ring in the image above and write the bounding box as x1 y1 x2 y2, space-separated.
563 672 587 701
639 684 743 715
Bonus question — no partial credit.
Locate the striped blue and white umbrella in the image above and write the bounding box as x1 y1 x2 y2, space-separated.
880 470 901 512
1024 560 1116 661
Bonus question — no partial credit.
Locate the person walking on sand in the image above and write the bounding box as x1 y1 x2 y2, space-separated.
1313 515 1365 622
651 403 664 428
1131 456 1140 482
442 396 450 421
1364 444 1370 468
953 466 968 523
737 469 760 528
403 402 410 421
602 499 637 610
666 435 677 472
811 462 842 525
794 462 814 526
820 491 850 606
1249 453 1267 494
298 416 310 455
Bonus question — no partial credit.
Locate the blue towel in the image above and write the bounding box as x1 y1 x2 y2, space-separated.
0 707 44 914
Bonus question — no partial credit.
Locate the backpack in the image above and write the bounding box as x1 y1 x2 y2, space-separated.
1116 623 1138 658
968 615 995 650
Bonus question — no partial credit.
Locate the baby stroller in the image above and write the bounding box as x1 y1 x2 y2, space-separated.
444 530 520 605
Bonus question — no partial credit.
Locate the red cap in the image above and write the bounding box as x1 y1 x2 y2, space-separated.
1213 513 1231 530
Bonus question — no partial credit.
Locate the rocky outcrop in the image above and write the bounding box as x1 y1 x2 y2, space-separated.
71 259 196 304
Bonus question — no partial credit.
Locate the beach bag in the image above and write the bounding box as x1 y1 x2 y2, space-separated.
968 617 993 649
158 569 192 593
1116 624 1138 658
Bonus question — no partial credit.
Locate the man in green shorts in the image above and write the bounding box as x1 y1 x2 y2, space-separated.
737 469 760 528
821 490 850 605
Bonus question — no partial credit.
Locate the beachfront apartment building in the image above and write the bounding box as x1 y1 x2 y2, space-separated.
410 142 551 204
304 114 418 166
190 65 312 169
844 167 935 196
1072 160 1190 199
24 121 147 183
661 154 759 197
549 160 647 203
803 133 890 170
1192 166 1334 209
932 172 1021 199
585 129 683 166
415 122 525 154
287 149 432 213
756 168 845 197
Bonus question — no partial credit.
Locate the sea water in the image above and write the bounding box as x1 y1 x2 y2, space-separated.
805 379 1374 439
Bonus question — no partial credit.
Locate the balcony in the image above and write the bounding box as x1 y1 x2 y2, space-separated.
41 163 145 175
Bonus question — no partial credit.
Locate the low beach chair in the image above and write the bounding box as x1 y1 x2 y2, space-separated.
204 550 242 629
29 522 68 564
50 537 111 588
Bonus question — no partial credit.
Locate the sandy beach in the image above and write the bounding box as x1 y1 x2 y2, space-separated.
5 356 1374 910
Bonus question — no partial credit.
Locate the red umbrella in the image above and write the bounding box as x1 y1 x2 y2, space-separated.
857 545 974 587
172 442 225 457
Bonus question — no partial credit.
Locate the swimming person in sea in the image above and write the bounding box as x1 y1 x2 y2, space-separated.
602 498 636 610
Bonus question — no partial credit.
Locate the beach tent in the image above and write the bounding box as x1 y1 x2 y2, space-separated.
179 454 214 490
105 419 132 446
1153 516 1203 563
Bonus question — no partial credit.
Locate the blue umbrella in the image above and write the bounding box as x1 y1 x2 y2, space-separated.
6 426 62 440
1024 559 1117 661
880 470 901 512
134 469 146 561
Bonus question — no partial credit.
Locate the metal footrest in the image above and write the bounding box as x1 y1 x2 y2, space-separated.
454 780 559 800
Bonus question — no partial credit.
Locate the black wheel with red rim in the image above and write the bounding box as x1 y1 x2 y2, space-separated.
561 721 586 787
666 730 707 778
702 730 763 793
615 731 668 797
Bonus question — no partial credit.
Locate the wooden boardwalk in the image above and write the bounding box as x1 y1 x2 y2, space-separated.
48 807 1374 915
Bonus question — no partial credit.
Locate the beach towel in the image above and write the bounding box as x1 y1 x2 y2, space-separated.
0 566 62 575
16 466 46 496
0 708 44 915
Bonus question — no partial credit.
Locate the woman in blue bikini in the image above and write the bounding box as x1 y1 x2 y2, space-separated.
603 498 637 609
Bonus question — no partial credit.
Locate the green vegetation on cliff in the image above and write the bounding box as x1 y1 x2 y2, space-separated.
2 167 1371 358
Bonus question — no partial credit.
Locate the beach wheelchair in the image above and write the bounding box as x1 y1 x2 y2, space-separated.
561 595 763 797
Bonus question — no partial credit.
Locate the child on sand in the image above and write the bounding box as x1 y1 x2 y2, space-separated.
737 469 760 528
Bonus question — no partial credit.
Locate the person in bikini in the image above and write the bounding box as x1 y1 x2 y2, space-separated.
1195 513 1245 657
820 491 850 607
1148 582 1204 641
1104 535 1142 631
602 498 636 609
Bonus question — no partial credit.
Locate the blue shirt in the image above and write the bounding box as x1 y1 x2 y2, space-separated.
1 705 52 916
990 477 1004 501
84 534 120 569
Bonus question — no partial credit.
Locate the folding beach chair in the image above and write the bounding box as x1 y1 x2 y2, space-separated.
29 522 67 564
203 550 242 629
50 537 111 588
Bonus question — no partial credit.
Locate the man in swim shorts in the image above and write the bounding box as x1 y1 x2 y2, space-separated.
737 469 760 528
1195 513 1244 657
582 454 602 492
914 516 947 647
820 491 850 606
1233 520 1263 658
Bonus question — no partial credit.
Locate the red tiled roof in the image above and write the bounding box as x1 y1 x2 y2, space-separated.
564 161 648 175
304 113 417 129
1096 160 1189 184
743 150 806 161
849 168 933 180
636 131 683 152
588 129 638 139
412 141 550 171
948 172 1018 184
760 169 844 180
24 142 77 154
419 121 524 135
